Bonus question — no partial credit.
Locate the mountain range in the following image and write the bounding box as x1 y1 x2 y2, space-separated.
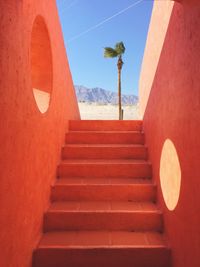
74 85 138 105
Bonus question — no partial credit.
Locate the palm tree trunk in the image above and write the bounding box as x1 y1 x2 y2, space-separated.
118 68 122 120
117 56 123 120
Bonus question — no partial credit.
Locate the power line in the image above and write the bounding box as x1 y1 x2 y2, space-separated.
67 0 144 43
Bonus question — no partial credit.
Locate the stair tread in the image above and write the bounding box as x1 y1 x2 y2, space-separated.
52 179 156 202
66 130 144 145
70 120 142 122
68 131 143 133
64 144 146 148
55 177 153 185
62 144 148 160
38 231 168 248
33 120 171 267
60 159 150 164
69 120 143 132
48 201 159 212
69 120 142 125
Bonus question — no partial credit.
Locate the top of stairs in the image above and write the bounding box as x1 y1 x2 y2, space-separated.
69 120 143 131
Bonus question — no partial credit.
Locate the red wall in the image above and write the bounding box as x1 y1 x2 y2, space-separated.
0 1 80 267
141 2 200 267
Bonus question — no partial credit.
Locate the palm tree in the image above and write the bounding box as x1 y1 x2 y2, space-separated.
104 42 125 120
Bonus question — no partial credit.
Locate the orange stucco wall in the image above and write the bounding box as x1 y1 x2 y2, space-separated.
0 1 80 267
139 1 200 267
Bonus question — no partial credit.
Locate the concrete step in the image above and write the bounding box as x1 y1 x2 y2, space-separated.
51 178 156 202
66 131 144 144
33 231 170 267
62 144 148 160
32 120 172 267
57 159 152 178
44 201 163 232
69 120 143 131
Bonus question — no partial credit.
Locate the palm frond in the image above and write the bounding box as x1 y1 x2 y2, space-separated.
104 47 118 58
115 42 125 55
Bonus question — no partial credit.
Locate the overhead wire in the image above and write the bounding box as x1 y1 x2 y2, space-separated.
66 0 145 43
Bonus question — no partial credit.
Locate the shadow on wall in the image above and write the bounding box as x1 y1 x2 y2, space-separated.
140 1 200 267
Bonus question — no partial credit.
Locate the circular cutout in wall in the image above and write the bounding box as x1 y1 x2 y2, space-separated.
31 16 53 113
160 139 181 211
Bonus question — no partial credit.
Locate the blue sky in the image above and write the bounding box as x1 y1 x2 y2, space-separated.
56 0 153 96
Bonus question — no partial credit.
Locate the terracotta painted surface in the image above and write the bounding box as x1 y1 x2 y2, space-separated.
139 1 174 117
0 1 80 267
139 1 200 267
33 120 171 267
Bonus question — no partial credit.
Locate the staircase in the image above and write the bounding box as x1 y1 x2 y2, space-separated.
33 120 171 267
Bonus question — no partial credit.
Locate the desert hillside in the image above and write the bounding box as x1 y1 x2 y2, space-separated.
75 85 138 105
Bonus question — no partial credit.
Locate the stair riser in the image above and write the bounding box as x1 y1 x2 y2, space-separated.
44 212 163 232
69 120 143 131
58 163 152 178
33 120 171 267
51 185 156 202
62 146 148 160
66 132 144 144
33 248 171 267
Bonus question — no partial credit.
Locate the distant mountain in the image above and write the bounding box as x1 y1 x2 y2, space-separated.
75 85 138 105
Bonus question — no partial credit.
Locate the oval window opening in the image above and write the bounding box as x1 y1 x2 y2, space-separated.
31 16 53 113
